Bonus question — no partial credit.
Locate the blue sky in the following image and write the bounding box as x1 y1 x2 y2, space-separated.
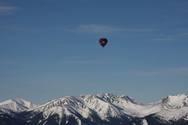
0 0 188 103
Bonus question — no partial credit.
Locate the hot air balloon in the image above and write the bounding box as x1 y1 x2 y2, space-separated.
99 38 108 47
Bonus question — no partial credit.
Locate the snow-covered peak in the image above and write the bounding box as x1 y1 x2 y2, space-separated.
162 94 188 109
82 94 124 119
34 96 93 120
83 93 136 105
0 98 36 112
155 94 188 121
37 96 84 110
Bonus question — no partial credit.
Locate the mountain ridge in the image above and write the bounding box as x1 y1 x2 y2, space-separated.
0 97 36 113
0 93 188 125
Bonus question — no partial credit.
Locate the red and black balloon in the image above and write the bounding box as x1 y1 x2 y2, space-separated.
99 38 108 47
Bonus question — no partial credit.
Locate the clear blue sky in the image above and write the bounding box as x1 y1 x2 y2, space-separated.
0 0 188 103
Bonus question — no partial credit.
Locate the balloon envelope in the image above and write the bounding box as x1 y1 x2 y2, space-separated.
99 38 108 47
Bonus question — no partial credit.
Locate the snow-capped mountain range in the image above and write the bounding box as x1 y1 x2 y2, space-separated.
0 93 188 125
